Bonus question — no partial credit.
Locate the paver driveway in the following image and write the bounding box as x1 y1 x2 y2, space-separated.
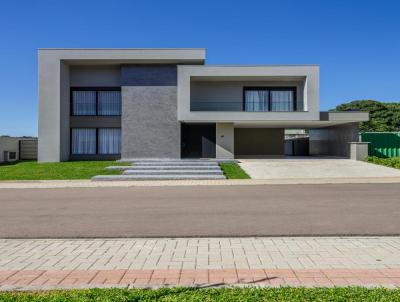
239 157 400 179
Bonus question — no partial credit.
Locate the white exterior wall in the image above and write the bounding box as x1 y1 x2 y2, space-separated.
38 49 205 162
177 65 320 122
216 123 234 159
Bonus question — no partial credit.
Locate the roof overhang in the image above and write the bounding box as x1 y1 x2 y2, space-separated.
232 112 369 128
38 48 206 65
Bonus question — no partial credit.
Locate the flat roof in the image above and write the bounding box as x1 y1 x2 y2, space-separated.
38 48 206 50
39 48 206 65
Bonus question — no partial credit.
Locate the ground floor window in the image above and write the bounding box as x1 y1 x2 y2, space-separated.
98 128 121 154
71 128 121 155
71 128 96 154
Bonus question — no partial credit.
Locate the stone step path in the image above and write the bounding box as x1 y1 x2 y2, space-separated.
123 170 223 175
92 159 226 181
134 162 220 166
106 165 222 171
92 175 225 181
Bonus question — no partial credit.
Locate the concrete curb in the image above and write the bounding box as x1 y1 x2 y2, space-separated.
1 177 400 189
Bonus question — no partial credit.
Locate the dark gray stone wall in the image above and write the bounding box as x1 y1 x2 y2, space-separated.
121 86 180 158
309 123 359 157
121 65 177 86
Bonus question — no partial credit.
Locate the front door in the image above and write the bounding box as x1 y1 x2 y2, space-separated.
181 123 216 158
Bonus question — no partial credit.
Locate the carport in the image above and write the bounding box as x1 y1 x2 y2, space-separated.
229 112 368 159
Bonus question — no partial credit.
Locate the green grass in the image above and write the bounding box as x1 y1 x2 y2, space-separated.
219 162 250 179
0 160 130 180
366 156 400 169
1 287 400 302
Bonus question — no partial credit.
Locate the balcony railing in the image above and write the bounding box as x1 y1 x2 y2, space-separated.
190 101 298 112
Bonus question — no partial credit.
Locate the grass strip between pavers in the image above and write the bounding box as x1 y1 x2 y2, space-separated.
0 160 130 180
219 162 250 179
1 287 400 302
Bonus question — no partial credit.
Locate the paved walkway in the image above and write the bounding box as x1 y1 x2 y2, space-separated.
1 237 400 289
239 158 400 179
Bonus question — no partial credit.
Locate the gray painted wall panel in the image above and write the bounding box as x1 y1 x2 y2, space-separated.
60 62 70 161
121 86 180 158
70 65 121 87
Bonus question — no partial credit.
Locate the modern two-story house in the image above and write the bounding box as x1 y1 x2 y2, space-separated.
38 48 368 162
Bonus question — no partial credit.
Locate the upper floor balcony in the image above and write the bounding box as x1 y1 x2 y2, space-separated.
191 85 301 112
177 65 320 123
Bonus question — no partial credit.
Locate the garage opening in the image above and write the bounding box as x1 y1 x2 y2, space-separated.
234 128 284 158
181 123 216 158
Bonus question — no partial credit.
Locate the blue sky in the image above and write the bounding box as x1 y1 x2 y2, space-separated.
0 0 399 136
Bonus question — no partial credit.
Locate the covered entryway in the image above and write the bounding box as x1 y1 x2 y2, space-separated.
181 123 216 158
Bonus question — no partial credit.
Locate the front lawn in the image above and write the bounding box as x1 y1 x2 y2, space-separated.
366 156 400 169
219 162 250 179
0 160 129 180
1 287 400 302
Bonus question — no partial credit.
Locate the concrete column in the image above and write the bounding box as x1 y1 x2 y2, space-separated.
349 142 370 161
38 53 61 162
216 123 234 159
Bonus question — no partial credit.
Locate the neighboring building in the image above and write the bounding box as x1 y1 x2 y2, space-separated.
38 48 368 162
0 136 37 163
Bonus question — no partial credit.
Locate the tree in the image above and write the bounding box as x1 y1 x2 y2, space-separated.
332 100 400 132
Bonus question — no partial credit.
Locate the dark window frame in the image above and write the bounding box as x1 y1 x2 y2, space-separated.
243 87 297 112
97 127 122 155
8 152 17 160
70 87 121 117
70 127 121 156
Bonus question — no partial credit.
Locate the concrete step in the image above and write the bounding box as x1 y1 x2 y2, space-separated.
134 162 219 166
107 165 222 171
92 174 226 181
123 170 223 175
105 166 135 170
118 158 222 162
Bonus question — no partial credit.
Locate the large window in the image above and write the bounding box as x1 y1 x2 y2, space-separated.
71 89 121 116
71 128 97 154
72 91 97 115
244 87 296 112
71 128 121 155
244 90 269 112
98 91 122 115
98 128 121 154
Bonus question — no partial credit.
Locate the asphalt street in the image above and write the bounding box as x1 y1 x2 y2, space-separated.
0 183 399 237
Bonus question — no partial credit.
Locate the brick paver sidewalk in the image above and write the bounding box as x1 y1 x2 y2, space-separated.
1 237 400 289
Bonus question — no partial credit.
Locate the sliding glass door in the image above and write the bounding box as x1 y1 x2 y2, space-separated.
244 87 296 112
